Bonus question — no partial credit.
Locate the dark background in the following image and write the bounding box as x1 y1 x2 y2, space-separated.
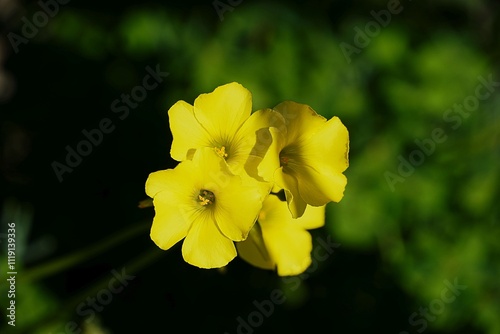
1 0 499 333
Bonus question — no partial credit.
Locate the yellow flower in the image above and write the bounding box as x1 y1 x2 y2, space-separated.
145 147 264 269
260 101 349 218
236 194 325 276
168 82 285 179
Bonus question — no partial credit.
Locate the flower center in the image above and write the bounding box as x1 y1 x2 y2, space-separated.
198 189 215 206
279 155 289 167
279 146 297 170
214 146 228 159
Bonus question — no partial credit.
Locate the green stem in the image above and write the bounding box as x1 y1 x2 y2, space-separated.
19 221 150 284
18 246 164 334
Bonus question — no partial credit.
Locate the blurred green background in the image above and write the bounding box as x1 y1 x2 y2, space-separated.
1 0 499 333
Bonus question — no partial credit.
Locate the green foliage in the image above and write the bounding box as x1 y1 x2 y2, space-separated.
5 1 499 333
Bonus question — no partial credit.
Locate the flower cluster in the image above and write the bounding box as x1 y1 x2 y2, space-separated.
145 82 349 276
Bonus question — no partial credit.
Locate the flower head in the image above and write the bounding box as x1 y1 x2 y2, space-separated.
168 82 285 178
145 83 349 274
146 147 264 269
260 101 349 218
236 194 325 276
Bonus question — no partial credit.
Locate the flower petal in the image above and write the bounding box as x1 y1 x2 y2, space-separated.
260 194 324 230
304 116 349 173
273 101 327 144
182 211 237 269
145 165 195 199
193 82 252 145
236 223 274 270
149 196 192 251
257 192 292 224
255 195 314 276
145 169 172 198
294 204 326 230
257 127 286 183
186 147 264 242
146 165 200 251
261 221 313 276
191 147 232 192
229 109 286 179
297 167 347 206
273 168 307 218
213 178 263 241
296 116 349 205
238 195 324 275
169 100 213 161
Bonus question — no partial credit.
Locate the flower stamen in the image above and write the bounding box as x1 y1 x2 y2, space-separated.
214 146 228 159
198 189 215 206
280 155 289 167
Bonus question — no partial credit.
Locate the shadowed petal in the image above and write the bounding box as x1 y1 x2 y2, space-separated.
257 127 286 183
229 109 285 178
260 196 323 276
236 223 274 270
274 168 307 218
273 101 327 144
238 195 326 276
